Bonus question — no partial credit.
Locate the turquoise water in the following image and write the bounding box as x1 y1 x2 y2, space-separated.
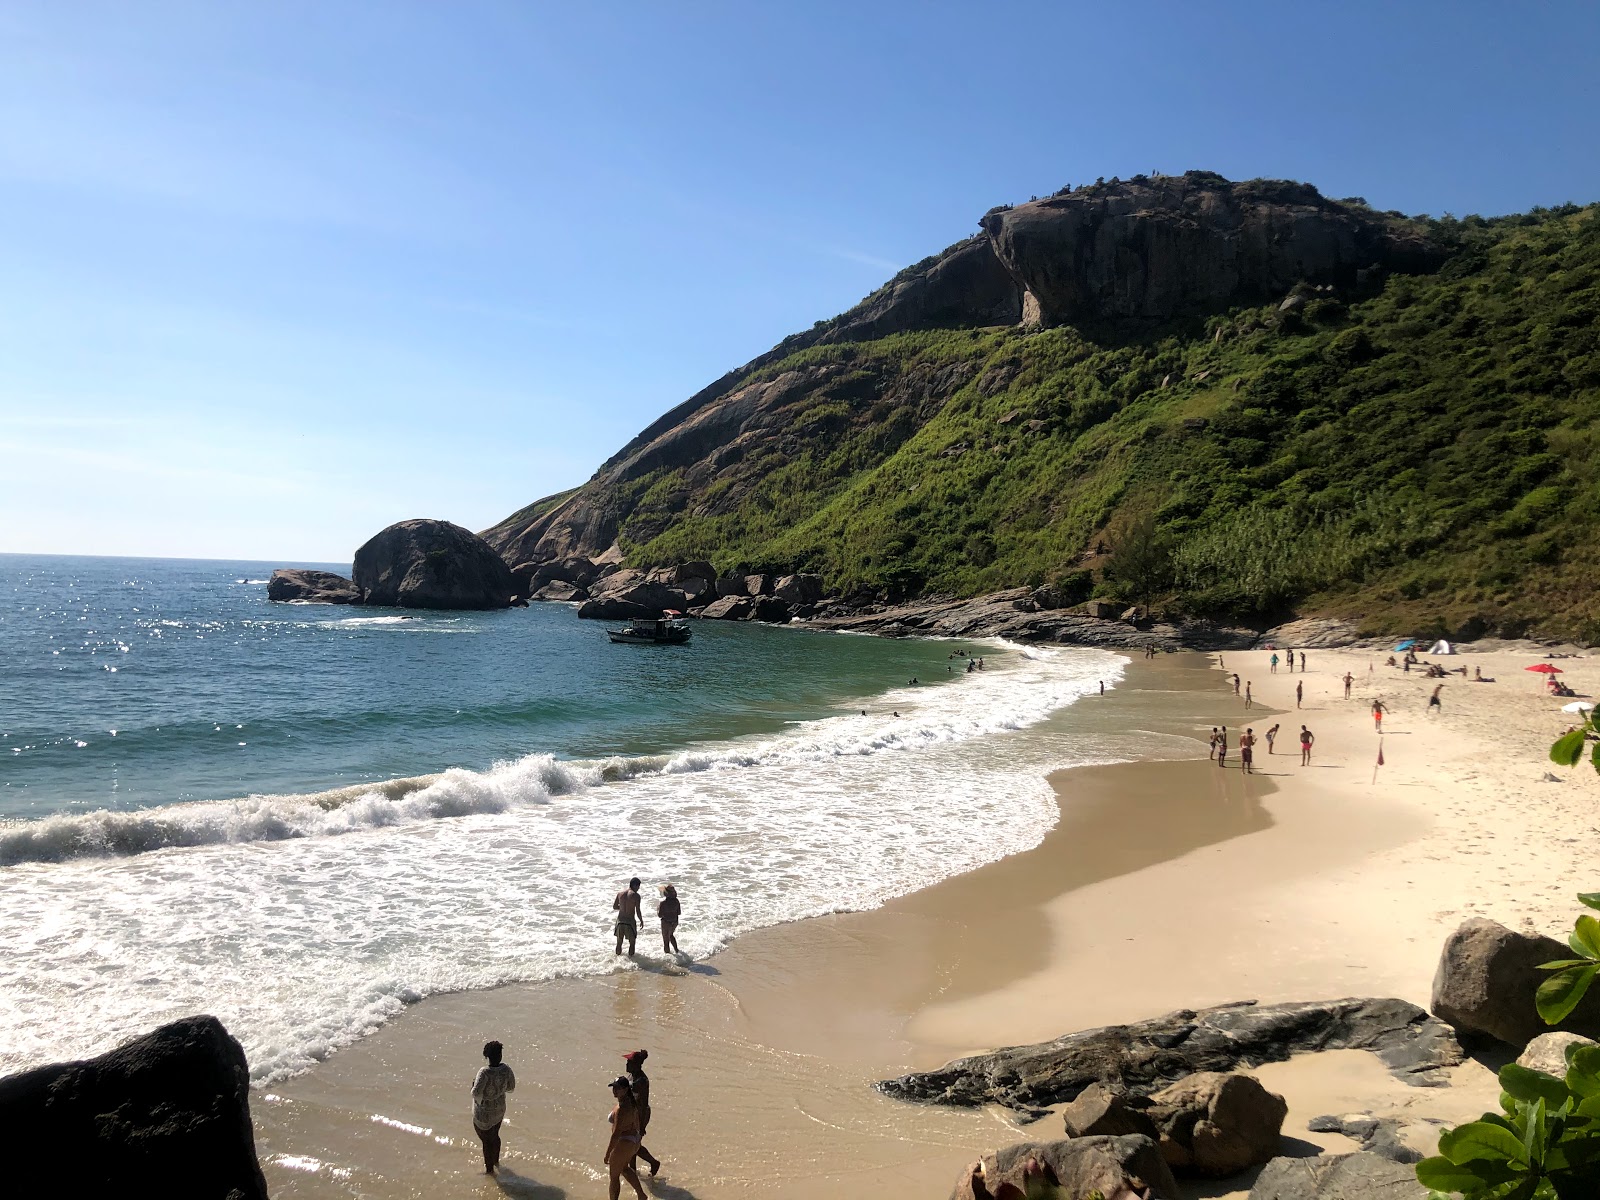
0 552 1123 1084
0 554 958 819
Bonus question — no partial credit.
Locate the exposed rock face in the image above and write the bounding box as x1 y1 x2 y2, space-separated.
980 174 1443 328
773 573 825 605
879 999 1462 1115
514 555 602 595
953 1135 1180 1200
1143 1072 1287 1177
1061 1082 1160 1141
353 520 515 610
1248 1151 1421 1199
1306 1114 1429 1165
700 595 754 621
1517 1031 1596 1077
266 567 362 604
1253 618 1364 649
0 1015 268 1199
533 580 587 602
1431 917 1600 1046
749 595 792 623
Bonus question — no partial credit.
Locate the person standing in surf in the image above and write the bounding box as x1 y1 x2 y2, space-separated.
657 884 681 955
623 1050 662 1176
604 1076 649 1200
471 1040 516 1174
614 877 643 957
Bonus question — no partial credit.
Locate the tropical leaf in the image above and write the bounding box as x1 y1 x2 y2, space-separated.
1578 892 1600 912
1440 1119 1530 1164
1551 729 1587 767
1570 915 1600 959
1415 1155 1494 1191
1567 1044 1600 1096
1502 1064 1571 1107
1537 965 1598 1025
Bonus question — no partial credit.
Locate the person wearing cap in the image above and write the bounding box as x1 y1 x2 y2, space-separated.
603 1075 648 1200
470 1040 516 1174
623 1049 661 1175
613 877 642 957
657 884 681 955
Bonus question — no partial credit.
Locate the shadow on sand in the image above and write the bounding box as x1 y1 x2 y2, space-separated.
648 1179 702 1200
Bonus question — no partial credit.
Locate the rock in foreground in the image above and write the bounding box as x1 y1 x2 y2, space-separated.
952 1135 1179 1200
879 998 1461 1115
353 519 516 610
1431 917 1600 1046
1248 1151 1421 1199
266 567 362 604
1144 1071 1287 1176
0 1014 268 1199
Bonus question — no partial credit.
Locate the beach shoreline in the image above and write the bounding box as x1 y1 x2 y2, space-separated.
254 645 1598 1199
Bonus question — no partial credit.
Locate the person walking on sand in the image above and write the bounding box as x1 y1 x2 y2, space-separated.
1217 726 1229 769
1232 673 1241 696
1270 652 1279 674
604 1077 648 1200
658 884 681 955
1244 681 1253 708
614 877 643 957
1240 727 1256 774
1429 684 1444 715
471 1041 516 1175
1343 671 1354 699
622 1050 662 1176
1296 680 1303 709
1372 699 1387 733
1208 727 1219 761
1265 723 1280 755
1299 725 1315 766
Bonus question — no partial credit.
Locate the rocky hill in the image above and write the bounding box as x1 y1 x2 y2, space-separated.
482 171 1600 640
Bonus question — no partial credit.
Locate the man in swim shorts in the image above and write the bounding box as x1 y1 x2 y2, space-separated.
1240 727 1255 774
614 877 643 957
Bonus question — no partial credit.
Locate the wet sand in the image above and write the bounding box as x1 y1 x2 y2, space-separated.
255 646 1598 1199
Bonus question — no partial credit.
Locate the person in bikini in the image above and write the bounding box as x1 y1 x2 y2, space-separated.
657 884 681 955
614 877 643 957
623 1050 662 1176
604 1077 648 1200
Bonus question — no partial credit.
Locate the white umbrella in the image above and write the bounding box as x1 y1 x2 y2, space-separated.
1561 701 1595 713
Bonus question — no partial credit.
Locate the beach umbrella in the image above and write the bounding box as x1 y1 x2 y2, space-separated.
1393 639 1416 651
1526 664 1563 674
1562 701 1595 713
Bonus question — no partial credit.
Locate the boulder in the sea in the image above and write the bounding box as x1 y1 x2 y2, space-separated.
266 568 362 604
1248 1151 1419 1199
0 1014 268 1199
772 573 825 605
353 519 516 610
1143 1071 1287 1176
952 1135 1179 1200
748 595 792 623
533 580 588 602
1516 1031 1596 1077
576 581 683 620
701 595 755 620
745 573 773 596
513 555 602 594
1431 917 1600 1046
1060 1082 1159 1140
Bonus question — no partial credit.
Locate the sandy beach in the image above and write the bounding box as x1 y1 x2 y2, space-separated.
254 644 1599 1199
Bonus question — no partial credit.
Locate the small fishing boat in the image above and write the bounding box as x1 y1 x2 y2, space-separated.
607 614 692 645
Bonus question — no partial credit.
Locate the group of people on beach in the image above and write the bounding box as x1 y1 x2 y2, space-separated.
613 876 681 957
471 1041 663 1198
1209 722 1314 772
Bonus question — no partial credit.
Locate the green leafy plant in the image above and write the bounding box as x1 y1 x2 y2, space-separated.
1415 1042 1600 1198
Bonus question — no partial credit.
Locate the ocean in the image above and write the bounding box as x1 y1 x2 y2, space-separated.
0 554 1127 1083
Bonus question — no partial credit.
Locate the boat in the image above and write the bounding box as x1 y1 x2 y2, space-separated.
607 614 692 645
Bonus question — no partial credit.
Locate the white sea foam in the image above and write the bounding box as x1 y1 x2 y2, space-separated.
0 642 1125 1084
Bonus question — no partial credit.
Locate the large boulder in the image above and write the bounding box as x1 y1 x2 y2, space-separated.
701 595 755 620
575 581 683 620
773 573 825 604
1248 1151 1421 1199
1432 917 1600 1046
715 574 752 598
533 581 588 603
266 568 362 604
745 573 774 596
952 1136 1179 1200
748 595 792 623
513 555 602 594
1061 1082 1159 1141
1140 1072 1287 1176
0 1015 268 1199
353 520 515 610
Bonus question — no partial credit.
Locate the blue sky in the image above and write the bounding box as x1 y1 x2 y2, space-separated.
3 1 1597 561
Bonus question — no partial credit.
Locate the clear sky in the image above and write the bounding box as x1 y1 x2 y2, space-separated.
3 1 1597 562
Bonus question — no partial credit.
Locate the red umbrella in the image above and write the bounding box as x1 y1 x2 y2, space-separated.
1527 664 1564 674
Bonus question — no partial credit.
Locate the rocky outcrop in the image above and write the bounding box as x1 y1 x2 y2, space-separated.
266 567 362 604
0 1015 268 1199
1062 1083 1160 1141
1248 1151 1422 1199
1431 917 1600 1046
1253 618 1365 650
700 595 755 620
1143 1072 1287 1177
533 580 588 602
575 570 685 619
513 555 603 595
1517 1031 1596 1077
954 1135 1180 1200
879 999 1461 1116
1306 1114 1432 1165
773 573 825 605
980 173 1442 328
353 519 516 610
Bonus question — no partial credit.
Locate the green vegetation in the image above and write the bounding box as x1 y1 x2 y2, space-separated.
617 203 1599 638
